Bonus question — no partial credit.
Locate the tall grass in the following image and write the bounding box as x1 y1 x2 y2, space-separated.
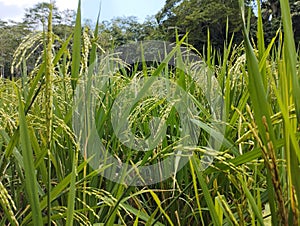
0 0 299 225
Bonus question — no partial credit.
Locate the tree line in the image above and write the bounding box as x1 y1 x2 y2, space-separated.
1 0 300 78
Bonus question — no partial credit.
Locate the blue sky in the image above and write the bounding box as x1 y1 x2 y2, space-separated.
0 0 166 23
83 0 165 22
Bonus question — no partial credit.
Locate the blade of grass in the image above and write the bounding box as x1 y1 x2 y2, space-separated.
15 85 43 225
149 190 174 226
239 3 274 146
214 196 223 225
66 1 81 224
238 3 284 222
191 156 221 226
151 182 193 226
279 0 300 220
216 193 239 226
71 0 82 91
256 0 267 89
189 159 205 225
21 159 94 225
279 0 300 124
65 144 79 226
237 174 265 226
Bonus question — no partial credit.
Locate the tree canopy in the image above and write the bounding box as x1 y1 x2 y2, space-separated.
261 0 300 44
156 0 255 51
0 21 30 78
0 2 76 78
1 0 300 78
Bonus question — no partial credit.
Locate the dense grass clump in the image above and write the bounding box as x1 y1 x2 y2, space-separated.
0 0 300 225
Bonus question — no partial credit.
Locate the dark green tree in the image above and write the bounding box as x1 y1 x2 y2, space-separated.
97 16 163 50
156 0 255 51
0 21 30 78
23 2 62 30
97 17 142 49
261 0 300 45
291 1 300 44
53 9 76 41
0 3 76 78
139 16 165 40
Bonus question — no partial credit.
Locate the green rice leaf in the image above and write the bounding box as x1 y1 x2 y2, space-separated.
191 156 221 226
16 85 43 225
238 174 265 226
71 0 82 91
280 0 300 123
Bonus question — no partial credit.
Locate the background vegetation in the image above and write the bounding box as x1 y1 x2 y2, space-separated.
2 0 300 78
0 0 300 225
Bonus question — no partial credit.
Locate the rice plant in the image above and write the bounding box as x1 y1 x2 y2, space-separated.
0 0 300 225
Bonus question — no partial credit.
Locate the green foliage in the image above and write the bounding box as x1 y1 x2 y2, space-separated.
0 21 30 78
0 0 300 225
156 0 255 52
97 16 163 49
0 3 75 79
23 2 68 30
261 0 300 45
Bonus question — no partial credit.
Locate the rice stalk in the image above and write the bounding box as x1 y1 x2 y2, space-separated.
44 4 54 225
66 1 82 225
16 84 43 225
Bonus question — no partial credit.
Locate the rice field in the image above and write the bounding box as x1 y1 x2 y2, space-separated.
0 0 300 225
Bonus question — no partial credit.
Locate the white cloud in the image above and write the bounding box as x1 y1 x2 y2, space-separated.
0 2 23 21
0 0 78 21
55 0 78 10
0 0 40 7
0 0 78 10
